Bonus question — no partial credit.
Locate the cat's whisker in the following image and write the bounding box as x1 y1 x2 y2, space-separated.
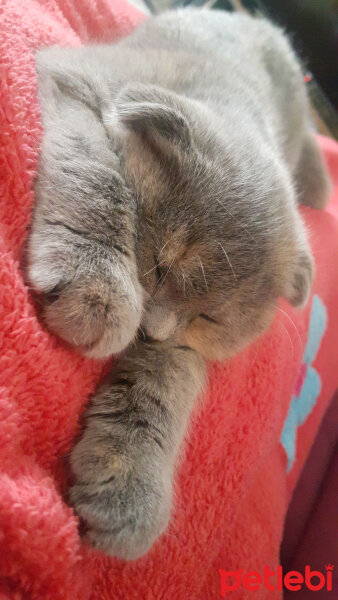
277 320 294 358
276 306 302 346
143 259 166 277
158 237 171 255
217 241 237 280
152 254 176 300
159 227 184 257
181 272 186 298
139 326 146 341
215 198 256 243
199 259 208 292
159 255 175 287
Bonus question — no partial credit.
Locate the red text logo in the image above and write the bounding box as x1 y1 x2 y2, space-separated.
219 564 334 595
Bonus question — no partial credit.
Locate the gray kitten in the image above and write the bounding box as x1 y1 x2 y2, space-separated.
27 8 331 559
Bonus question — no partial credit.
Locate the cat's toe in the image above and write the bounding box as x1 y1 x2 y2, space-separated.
42 272 142 358
27 232 142 357
70 470 171 560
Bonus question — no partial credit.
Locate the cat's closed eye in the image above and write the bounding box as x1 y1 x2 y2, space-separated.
198 313 219 324
155 262 167 285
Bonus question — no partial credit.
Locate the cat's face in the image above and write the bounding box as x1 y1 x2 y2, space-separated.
113 84 313 360
29 80 313 362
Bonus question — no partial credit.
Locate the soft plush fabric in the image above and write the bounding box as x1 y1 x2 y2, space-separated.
0 2 338 598
281 391 338 587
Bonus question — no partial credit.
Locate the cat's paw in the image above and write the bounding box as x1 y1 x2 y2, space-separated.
69 429 171 559
28 229 142 358
27 156 143 358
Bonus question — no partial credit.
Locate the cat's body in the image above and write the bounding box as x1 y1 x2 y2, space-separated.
28 9 331 559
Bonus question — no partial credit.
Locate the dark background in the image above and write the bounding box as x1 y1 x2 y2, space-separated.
244 0 338 110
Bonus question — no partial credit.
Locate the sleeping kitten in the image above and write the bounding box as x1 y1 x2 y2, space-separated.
27 8 331 559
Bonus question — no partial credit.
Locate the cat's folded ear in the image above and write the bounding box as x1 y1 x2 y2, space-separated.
106 84 194 154
35 48 103 119
282 248 314 308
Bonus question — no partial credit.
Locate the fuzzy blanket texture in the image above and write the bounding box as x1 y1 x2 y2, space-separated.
1 1 338 598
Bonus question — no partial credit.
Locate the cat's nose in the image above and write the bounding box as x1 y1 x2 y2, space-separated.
141 305 177 342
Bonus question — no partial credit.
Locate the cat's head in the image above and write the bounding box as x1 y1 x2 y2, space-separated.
108 84 313 360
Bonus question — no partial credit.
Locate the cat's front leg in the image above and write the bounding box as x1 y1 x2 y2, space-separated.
70 340 206 559
27 125 143 357
27 53 143 358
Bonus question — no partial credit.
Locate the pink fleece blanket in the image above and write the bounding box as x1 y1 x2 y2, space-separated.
1 1 338 598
